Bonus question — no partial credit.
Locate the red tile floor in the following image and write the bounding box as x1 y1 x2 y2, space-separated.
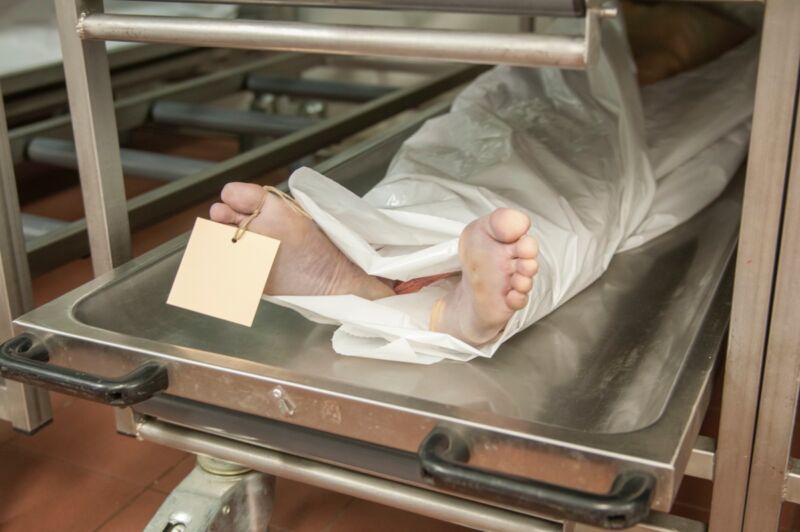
3 129 797 531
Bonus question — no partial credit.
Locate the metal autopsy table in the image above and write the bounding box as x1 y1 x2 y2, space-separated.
0 105 740 529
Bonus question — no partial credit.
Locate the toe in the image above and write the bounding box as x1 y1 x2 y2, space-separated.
515 236 539 259
516 258 539 277
506 290 529 310
510 273 533 294
488 208 531 243
209 202 245 225
221 182 266 213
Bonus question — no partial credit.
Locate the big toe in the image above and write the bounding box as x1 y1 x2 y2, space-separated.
221 182 266 213
488 208 531 243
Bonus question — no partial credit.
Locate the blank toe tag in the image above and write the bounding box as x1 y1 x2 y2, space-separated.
167 217 280 326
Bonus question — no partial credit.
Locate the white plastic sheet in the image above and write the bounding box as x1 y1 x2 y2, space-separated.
267 19 758 364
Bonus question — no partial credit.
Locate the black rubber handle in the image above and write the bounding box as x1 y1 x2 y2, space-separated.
419 428 655 529
0 333 168 407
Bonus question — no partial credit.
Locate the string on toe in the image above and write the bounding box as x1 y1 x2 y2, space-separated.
231 185 312 243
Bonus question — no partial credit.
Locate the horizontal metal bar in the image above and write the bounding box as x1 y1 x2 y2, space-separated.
120 0 585 16
151 100 315 136
246 74 395 102
137 419 563 532
685 436 715 481
5 48 225 125
27 137 213 181
784 459 800 503
21 213 68 242
24 64 481 275
9 53 313 163
78 15 588 69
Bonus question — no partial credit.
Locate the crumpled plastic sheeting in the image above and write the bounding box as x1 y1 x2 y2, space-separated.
267 19 758 364
0 1 237 77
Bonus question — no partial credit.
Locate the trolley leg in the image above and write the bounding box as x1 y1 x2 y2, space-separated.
146 456 274 532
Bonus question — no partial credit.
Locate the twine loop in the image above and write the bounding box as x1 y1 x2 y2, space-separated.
231 185 311 243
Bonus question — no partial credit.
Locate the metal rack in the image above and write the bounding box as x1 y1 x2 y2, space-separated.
0 84 52 433
9 50 478 274
3 0 800 530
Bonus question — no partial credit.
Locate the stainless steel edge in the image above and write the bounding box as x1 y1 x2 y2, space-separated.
78 14 588 69
0 83 52 431
784 459 800 505
118 0 585 17
137 419 564 532
741 27 800 530
55 0 132 275
685 436 715 482
710 1 800 529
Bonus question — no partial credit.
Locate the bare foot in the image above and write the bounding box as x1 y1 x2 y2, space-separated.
431 208 539 345
209 182 394 299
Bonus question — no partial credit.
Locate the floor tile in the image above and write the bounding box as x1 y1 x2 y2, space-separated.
674 476 712 512
0 444 140 532
328 498 473 532
151 454 195 494
10 396 185 488
670 502 709 525
0 419 17 444
270 478 353 532
97 488 166 532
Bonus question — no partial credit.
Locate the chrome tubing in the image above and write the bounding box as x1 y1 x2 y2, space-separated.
121 0 586 17
78 15 589 69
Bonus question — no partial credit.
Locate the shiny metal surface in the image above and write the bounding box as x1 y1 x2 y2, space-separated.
685 436 715 482
144 455 274 532
78 14 589 69
709 1 800 530
0 83 52 431
138 419 564 532
741 16 800 529
126 0 585 17
13 103 741 511
56 0 131 275
784 460 800 504
27 137 213 181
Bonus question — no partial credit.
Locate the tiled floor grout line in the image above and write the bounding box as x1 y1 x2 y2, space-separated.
150 454 194 494
91 485 151 532
322 496 356 532
6 435 184 493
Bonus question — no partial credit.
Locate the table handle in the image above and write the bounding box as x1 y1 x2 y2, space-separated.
418 428 655 529
0 333 168 407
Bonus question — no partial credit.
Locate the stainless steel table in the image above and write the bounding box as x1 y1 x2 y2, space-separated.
0 109 741 529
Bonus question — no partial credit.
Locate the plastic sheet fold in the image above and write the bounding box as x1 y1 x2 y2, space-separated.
266 19 757 364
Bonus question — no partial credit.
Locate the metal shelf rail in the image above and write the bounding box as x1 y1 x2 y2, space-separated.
0 83 52 433
2 45 228 126
734 2 800 529
10 50 479 275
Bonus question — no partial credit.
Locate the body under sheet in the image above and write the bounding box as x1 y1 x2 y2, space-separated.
267 19 758 364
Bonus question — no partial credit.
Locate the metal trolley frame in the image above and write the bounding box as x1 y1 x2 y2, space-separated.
4 0 800 530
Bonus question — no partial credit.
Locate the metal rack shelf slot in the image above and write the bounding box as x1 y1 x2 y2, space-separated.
27 137 213 181
151 101 315 136
246 75 395 103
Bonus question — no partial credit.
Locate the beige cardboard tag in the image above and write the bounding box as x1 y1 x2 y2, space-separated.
167 218 280 326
